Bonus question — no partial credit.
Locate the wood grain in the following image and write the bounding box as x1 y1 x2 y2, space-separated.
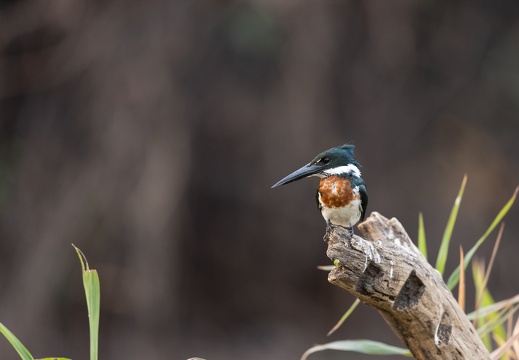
325 212 489 359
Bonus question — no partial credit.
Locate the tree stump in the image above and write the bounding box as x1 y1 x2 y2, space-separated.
325 212 489 360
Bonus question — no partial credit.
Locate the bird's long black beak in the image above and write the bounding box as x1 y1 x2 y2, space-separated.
271 163 324 188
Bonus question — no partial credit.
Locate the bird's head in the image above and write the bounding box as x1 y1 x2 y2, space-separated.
271 144 361 188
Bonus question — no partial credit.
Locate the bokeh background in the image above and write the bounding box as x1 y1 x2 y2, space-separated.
1 0 518 359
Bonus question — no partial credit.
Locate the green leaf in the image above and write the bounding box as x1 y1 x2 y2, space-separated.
317 265 335 271
467 293 519 320
85 269 100 360
37 358 72 360
472 261 492 350
476 305 517 342
73 245 100 360
301 340 412 360
446 186 518 289
472 261 507 350
435 175 467 274
0 322 34 360
417 212 427 260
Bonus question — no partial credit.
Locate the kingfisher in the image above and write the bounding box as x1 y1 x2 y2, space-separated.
272 144 368 235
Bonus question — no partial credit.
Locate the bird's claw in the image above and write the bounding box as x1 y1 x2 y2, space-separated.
348 226 354 237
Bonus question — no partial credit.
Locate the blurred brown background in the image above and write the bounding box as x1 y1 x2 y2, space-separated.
0 0 518 359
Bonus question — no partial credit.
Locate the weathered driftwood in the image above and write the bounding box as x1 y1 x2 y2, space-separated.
325 212 489 360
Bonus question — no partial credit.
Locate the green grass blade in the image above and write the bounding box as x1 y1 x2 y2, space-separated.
73 245 100 360
472 261 492 350
0 322 34 360
467 294 519 320
472 260 507 350
317 265 335 271
327 298 361 336
435 175 467 275
457 246 465 311
417 212 427 260
85 270 100 360
38 358 72 360
476 305 517 340
447 186 518 289
301 340 412 360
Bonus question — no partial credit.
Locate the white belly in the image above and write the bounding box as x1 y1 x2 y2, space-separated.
320 198 362 228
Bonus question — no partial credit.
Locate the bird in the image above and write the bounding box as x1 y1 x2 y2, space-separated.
272 144 368 235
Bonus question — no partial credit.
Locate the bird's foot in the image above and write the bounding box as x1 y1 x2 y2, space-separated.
347 226 354 237
325 221 334 237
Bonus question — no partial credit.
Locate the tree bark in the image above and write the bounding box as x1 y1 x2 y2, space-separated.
325 212 490 359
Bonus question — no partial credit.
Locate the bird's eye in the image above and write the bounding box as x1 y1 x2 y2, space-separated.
321 157 331 164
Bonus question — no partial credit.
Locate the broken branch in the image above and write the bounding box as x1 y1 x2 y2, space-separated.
325 212 489 359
